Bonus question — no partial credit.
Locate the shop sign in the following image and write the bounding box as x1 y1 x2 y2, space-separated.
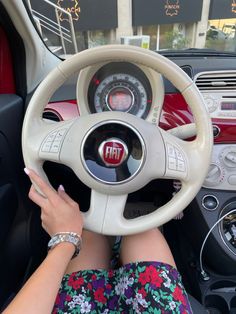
209 0 236 19
233 0 236 13
165 0 180 17
30 0 117 31
132 0 203 26
57 0 81 22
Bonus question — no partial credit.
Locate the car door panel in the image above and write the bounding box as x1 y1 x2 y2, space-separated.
0 94 27 307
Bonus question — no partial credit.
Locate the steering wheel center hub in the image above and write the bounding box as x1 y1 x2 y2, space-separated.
81 121 145 184
98 138 128 167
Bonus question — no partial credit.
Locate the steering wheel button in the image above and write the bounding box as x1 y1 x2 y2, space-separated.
167 144 175 158
175 149 184 161
46 131 57 141
41 141 52 152
168 157 177 170
177 160 186 172
228 175 236 185
55 129 67 141
50 142 60 153
53 139 62 145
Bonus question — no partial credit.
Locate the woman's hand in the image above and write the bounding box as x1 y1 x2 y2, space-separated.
25 168 83 237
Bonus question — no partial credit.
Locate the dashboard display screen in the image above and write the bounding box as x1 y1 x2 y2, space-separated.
107 87 133 111
221 102 236 110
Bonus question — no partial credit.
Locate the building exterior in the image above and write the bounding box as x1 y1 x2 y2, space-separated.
29 0 236 54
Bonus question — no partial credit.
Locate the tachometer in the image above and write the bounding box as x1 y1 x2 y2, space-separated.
94 73 149 118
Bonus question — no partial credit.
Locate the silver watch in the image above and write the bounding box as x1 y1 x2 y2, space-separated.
48 232 82 259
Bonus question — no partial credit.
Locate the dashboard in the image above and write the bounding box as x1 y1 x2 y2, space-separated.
44 54 236 192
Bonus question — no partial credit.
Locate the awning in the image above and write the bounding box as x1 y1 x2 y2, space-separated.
30 0 118 31
132 0 203 26
209 0 236 20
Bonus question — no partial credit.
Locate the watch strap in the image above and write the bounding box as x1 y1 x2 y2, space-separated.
48 232 82 259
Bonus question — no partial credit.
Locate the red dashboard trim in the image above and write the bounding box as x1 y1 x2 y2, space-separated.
160 94 236 144
48 94 236 144
46 100 79 120
160 94 193 129
212 118 236 143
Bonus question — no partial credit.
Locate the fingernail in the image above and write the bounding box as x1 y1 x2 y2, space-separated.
24 168 30 175
59 184 65 191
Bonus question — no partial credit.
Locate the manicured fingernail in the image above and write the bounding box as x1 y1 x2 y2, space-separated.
24 168 30 175
59 184 65 191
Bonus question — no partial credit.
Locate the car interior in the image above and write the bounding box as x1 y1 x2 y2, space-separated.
1 1 236 313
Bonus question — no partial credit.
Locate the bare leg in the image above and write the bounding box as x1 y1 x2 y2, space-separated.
65 230 111 274
120 228 176 267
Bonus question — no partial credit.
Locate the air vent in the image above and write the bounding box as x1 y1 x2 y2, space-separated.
181 65 193 79
195 72 236 91
43 110 61 122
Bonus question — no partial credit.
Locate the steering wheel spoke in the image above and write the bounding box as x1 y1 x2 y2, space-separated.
83 190 128 235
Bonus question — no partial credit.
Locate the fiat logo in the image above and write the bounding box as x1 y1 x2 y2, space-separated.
98 138 128 167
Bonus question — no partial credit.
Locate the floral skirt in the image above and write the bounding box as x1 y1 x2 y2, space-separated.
52 261 192 314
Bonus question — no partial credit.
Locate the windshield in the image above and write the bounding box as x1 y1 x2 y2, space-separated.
26 0 236 58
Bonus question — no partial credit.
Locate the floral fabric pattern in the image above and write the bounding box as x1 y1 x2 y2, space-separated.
52 261 192 313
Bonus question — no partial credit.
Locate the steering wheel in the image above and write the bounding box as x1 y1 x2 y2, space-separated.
22 45 213 235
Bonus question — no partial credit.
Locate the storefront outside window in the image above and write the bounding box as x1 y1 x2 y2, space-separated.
207 0 236 52
132 0 203 51
88 29 116 48
29 0 117 54
141 25 158 51
27 0 236 56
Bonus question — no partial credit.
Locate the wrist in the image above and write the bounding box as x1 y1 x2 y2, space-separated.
48 232 82 259
49 241 75 257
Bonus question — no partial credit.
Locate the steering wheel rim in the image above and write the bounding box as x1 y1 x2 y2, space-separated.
22 45 213 235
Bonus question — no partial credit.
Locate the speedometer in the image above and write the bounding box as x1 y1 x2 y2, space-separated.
94 73 149 118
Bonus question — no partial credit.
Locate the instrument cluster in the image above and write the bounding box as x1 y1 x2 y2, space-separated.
87 62 153 119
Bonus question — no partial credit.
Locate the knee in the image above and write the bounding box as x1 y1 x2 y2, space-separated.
124 228 161 242
82 230 106 241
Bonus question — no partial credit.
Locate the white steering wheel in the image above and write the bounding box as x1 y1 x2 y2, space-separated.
22 45 213 235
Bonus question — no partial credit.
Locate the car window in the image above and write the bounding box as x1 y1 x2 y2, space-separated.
25 0 236 58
